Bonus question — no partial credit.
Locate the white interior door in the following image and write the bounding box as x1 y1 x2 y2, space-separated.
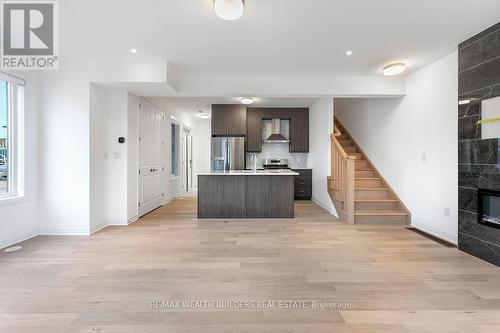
138 99 164 217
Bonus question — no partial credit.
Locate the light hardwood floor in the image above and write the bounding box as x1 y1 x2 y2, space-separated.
0 198 499 332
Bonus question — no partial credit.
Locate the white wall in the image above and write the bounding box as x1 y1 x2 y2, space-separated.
38 70 91 235
191 118 211 189
308 98 337 216
335 51 458 243
127 93 139 222
0 75 39 249
37 58 167 235
89 83 110 233
89 84 131 229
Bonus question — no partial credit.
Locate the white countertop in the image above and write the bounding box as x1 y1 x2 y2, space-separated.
198 170 299 176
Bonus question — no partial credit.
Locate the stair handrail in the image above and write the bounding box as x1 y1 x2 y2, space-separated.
330 121 356 224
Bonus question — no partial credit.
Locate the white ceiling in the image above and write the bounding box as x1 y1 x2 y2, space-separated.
150 97 319 117
62 0 500 77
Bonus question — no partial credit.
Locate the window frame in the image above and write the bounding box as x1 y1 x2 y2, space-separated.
0 75 25 203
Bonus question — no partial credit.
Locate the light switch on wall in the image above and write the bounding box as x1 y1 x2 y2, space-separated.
421 153 427 162
114 152 121 159
444 207 451 216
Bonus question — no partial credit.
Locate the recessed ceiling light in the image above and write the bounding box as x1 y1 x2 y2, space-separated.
458 99 471 105
214 0 244 21
130 49 138 54
383 63 406 76
198 111 211 119
346 50 353 56
240 97 254 105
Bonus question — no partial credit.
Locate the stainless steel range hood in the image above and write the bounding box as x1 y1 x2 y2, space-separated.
264 119 290 144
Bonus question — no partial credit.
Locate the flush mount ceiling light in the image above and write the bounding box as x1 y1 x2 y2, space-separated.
198 110 211 119
346 50 353 56
130 48 138 54
240 97 254 105
383 63 406 76
214 0 244 21
458 99 471 105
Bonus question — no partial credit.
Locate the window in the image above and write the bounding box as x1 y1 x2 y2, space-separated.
0 73 24 199
0 81 9 194
171 122 180 177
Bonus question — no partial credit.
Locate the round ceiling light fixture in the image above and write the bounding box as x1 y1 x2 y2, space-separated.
346 50 353 56
383 63 406 76
130 48 138 54
240 97 254 105
197 110 211 119
214 0 244 21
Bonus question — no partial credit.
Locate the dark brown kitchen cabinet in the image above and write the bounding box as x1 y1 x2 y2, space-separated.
292 169 312 200
211 105 246 136
246 108 262 152
289 113 309 152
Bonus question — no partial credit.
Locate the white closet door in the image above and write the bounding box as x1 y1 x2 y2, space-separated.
138 98 164 217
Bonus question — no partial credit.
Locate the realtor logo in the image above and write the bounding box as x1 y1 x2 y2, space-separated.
1 1 59 70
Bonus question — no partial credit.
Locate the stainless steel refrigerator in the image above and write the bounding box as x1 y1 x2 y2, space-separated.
211 137 245 171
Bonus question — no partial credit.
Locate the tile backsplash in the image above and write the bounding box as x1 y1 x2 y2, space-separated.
246 143 308 169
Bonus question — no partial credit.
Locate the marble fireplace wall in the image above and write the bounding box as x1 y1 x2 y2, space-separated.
458 22 500 266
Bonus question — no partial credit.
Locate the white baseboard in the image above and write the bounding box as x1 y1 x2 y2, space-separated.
107 219 129 226
127 216 139 225
0 231 39 250
90 222 108 235
411 221 457 245
311 197 339 218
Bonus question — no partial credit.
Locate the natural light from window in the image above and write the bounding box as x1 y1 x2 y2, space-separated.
0 81 7 194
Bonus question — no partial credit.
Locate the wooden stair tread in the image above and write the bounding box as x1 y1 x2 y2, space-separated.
332 117 411 225
355 199 398 202
354 210 408 216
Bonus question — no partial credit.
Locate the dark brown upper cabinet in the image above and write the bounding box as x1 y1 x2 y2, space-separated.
289 110 309 153
245 107 309 153
246 108 262 152
211 104 247 136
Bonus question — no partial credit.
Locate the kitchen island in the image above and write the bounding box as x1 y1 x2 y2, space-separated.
198 170 299 219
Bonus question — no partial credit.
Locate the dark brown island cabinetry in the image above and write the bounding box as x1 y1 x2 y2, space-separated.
293 169 312 200
211 104 247 136
198 174 295 218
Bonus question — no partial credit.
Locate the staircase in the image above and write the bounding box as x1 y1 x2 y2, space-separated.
328 118 410 224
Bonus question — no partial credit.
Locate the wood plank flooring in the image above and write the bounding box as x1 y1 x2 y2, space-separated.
0 198 499 332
